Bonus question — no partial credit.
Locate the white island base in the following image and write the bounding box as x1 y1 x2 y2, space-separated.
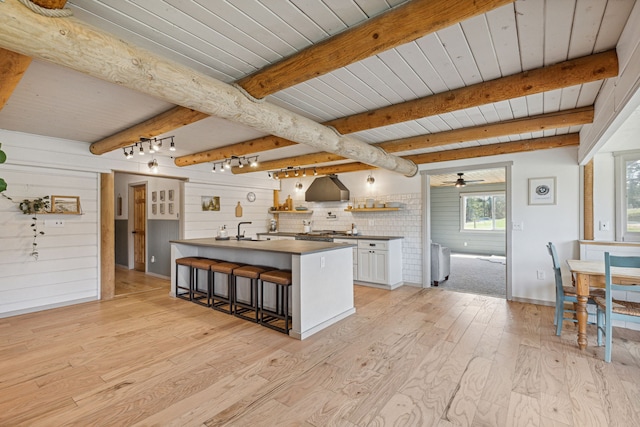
170 239 355 340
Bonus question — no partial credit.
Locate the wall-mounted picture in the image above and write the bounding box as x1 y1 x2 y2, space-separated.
152 191 157 202
152 204 157 215
528 177 556 205
160 203 165 215
160 190 166 202
51 195 81 214
168 203 174 215
202 196 220 211
168 189 174 201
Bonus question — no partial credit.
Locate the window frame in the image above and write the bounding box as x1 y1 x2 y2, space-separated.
615 150 640 242
459 191 506 233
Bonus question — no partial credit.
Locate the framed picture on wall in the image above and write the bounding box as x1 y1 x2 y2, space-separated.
168 189 174 201
201 196 220 211
169 203 174 215
160 203 165 214
528 177 556 205
160 190 166 202
152 191 157 202
51 195 81 214
152 204 157 215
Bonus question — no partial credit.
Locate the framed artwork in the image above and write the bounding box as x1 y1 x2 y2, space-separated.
51 195 81 214
201 196 220 211
168 189 174 201
152 204 157 215
528 177 556 205
168 203 174 215
160 190 166 202
160 203 165 214
152 191 157 202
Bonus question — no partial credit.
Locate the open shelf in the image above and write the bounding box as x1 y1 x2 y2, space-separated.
269 209 313 214
345 208 400 212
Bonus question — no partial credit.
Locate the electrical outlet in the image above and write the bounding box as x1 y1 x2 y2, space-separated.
537 270 546 280
151 255 155 263
512 222 524 231
320 256 325 268
45 219 64 227
599 221 610 231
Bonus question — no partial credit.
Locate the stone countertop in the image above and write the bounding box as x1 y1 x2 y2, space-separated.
257 232 403 240
170 238 353 255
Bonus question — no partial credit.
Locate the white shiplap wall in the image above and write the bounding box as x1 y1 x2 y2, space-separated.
0 165 99 316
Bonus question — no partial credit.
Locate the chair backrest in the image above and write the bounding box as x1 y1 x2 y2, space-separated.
546 242 564 294
604 252 640 294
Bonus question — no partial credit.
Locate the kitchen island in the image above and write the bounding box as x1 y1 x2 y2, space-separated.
170 238 355 339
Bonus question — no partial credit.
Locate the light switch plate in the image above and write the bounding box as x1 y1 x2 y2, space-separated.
512 222 524 231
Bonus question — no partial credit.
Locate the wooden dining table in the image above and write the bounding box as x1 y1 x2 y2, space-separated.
566 259 640 349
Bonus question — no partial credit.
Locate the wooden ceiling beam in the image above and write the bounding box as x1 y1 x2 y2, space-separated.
89 106 209 155
325 50 618 134
276 134 580 178
92 0 513 156
238 0 514 98
183 51 612 168
0 0 417 176
234 107 593 174
0 48 32 111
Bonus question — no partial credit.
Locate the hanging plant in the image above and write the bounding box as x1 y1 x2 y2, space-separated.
20 196 50 260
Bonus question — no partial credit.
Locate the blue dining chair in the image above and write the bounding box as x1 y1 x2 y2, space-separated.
547 242 602 336
595 253 640 363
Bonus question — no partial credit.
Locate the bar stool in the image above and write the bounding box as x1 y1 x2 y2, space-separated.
232 265 270 322
175 257 201 301
210 261 244 314
259 269 292 334
190 258 222 307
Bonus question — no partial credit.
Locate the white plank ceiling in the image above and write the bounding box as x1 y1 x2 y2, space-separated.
0 0 637 178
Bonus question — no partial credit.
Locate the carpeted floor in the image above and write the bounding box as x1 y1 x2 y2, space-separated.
436 253 506 298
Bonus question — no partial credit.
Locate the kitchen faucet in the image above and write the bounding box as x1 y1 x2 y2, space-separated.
237 221 252 240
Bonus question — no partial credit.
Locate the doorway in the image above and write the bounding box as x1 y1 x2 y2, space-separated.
423 163 512 300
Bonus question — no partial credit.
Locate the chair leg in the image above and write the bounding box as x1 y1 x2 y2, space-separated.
605 314 612 363
555 301 564 336
596 308 603 346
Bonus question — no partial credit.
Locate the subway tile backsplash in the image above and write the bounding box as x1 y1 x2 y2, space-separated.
277 193 422 285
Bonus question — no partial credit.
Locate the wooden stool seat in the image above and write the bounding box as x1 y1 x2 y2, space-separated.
210 262 244 314
191 258 222 307
233 265 270 322
175 257 202 301
259 269 293 335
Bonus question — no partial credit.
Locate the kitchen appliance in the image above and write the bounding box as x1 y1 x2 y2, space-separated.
302 219 312 233
269 218 277 232
305 174 350 202
294 230 351 242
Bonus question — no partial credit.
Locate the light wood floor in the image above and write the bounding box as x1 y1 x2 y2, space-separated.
2 277 640 426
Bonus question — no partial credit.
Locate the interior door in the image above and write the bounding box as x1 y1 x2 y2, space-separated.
133 184 146 272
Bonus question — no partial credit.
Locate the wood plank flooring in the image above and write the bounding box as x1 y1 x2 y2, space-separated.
1 274 640 426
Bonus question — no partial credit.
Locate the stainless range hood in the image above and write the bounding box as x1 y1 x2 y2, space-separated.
305 174 350 202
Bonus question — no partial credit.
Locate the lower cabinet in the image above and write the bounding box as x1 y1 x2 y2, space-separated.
356 239 402 288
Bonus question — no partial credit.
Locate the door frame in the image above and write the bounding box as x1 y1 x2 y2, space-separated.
128 181 148 271
421 161 513 300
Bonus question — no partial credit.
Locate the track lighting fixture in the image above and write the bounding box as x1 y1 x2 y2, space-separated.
302 169 307 177
209 155 258 176
313 168 318 176
124 136 177 160
268 166 311 180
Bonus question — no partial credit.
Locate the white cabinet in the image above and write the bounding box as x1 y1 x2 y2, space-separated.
356 239 402 288
334 238 358 280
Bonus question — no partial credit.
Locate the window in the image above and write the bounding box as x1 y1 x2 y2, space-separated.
616 151 640 241
460 192 506 231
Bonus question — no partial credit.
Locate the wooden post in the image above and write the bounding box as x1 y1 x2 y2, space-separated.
100 172 115 300
584 160 594 240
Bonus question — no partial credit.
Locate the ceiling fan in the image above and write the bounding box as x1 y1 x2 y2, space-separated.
444 172 485 187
